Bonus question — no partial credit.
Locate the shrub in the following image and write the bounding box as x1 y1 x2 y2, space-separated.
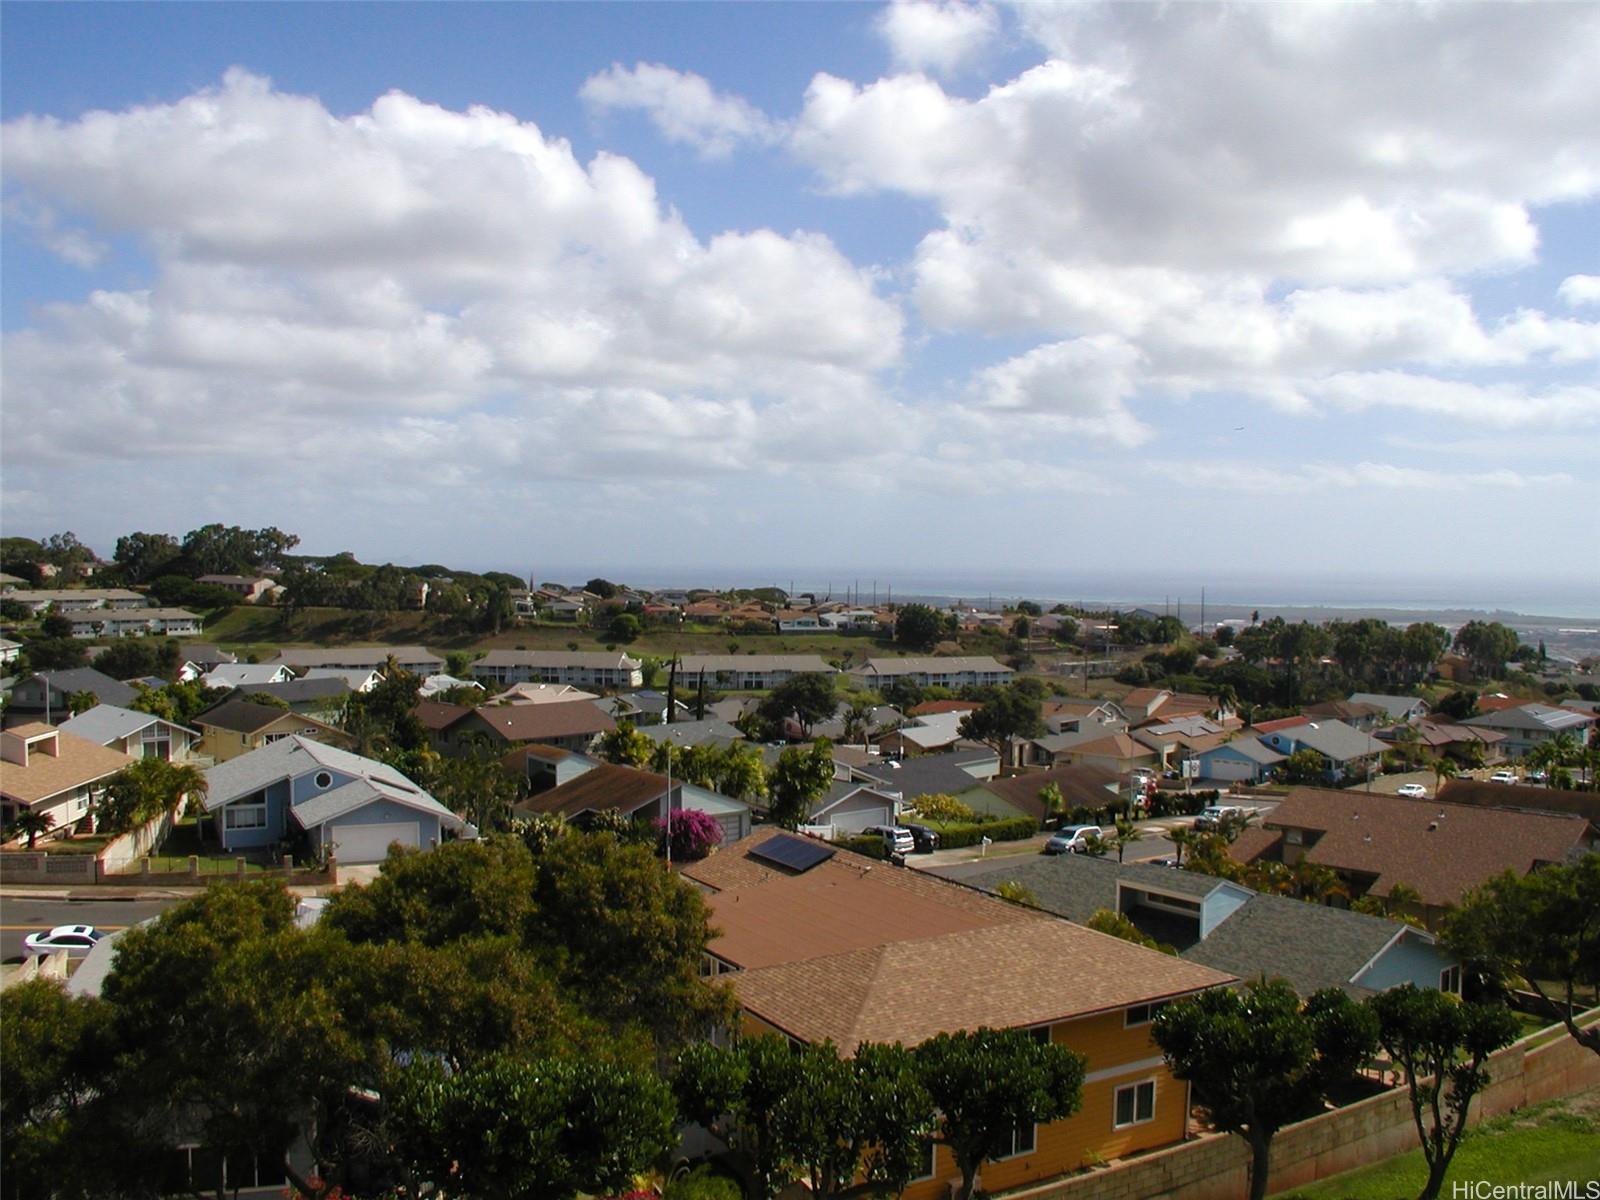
838 834 888 860
924 815 1037 848
655 809 723 861
663 1165 742 1200
910 792 977 823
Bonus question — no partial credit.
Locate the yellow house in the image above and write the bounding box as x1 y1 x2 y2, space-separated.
682 829 1235 1195
194 697 351 763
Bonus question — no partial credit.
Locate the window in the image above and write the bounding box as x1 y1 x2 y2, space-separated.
225 803 267 830
1440 965 1462 995
996 1123 1035 1159
1125 1001 1168 1028
1030 1025 1052 1045
313 771 333 789
1114 1079 1156 1128
139 726 172 761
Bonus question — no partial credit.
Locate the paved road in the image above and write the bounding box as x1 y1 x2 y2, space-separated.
0 897 178 961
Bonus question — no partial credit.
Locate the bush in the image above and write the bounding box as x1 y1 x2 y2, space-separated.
655 809 723 861
838 834 888 860
924 815 1037 848
663 1165 742 1200
910 792 977 823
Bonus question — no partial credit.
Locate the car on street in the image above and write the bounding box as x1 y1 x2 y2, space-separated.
1489 770 1518 784
1395 783 1429 799
1524 770 1548 785
23 925 106 958
1194 805 1246 832
902 823 942 853
1043 824 1101 855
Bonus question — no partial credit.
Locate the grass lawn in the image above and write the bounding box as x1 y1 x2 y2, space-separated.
24 835 113 856
1274 1088 1600 1199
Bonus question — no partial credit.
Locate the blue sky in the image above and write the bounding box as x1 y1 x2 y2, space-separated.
3 1 1597 610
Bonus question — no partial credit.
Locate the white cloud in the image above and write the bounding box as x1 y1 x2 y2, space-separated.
579 62 778 159
1 71 908 493
1176 460 1575 495
1558 274 1600 308
877 0 999 76
971 337 1151 446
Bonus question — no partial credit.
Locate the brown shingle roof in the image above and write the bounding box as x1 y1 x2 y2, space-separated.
1239 787 1593 907
729 919 1234 1052
907 700 981 716
979 764 1121 821
415 700 469 731
1437 779 1600 828
449 699 615 744
513 762 668 819
1 728 134 805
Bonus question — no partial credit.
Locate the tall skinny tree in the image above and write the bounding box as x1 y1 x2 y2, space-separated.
1153 979 1377 1200
1368 985 1519 1200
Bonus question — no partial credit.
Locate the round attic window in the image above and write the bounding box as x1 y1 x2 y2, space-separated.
314 771 333 789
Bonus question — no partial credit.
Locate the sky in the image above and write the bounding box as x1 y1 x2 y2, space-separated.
2 1 1597 611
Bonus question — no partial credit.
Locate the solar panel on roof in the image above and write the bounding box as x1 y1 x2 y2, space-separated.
750 834 836 873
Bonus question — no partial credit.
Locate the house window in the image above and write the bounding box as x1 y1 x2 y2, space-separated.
1125 1001 1168 1028
1440 965 1462 995
314 771 333 789
225 803 268 831
995 1122 1035 1159
261 732 293 744
1030 1025 1052 1045
139 726 172 760
1114 1079 1156 1128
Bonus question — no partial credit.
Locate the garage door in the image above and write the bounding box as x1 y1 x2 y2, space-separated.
713 811 744 845
331 821 420 863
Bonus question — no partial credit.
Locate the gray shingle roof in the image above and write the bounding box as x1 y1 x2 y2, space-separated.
202 736 420 810
291 775 463 830
59 704 197 744
30 668 138 707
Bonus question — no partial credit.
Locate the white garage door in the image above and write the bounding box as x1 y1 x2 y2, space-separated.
1205 759 1255 783
331 821 420 863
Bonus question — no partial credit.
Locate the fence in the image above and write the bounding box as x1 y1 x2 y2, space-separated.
0 849 337 888
998 1009 1600 1200
98 809 173 873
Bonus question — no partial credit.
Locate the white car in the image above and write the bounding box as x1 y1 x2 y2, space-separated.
1489 770 1518 784
22 924 106 958
1395 783 1429 799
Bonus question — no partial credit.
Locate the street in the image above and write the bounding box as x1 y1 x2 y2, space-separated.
0 897 178 962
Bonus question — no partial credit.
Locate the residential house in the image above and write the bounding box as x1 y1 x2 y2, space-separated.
1460 704 1596 759
175 645 237 680
512 759 751 843
59 704 203 762
0 639 21 668
810 702 904 743
1302 700 1387 733
194 698 351 763
202 663 297 690
0 723 134 835
66 607 203 639
267 645 444 676
1192 738 1286 785
850 656 1014 690
1228 787 1595 928
438 699 615 755
4 588 148 614
629 717 744 751
818 609 883 632
1130 716 1231 771
1255 719 1387 784
417 674 484 699
675 654 835 690
973 763 1123 824
773 611 826 633
793 780 900 836
302 668 383 693
201 736 466 862
963 855 1462 999
1376 718 1506 764
847 748 1001 812
1349 693 1430 723
492 682 599 705
1122 688 1233 724
196 575 277 602
681 828 1235 1199
501 744 595 794
243 676 353 717
470 649 642 689
8 669 139 717
1048 731 1161 776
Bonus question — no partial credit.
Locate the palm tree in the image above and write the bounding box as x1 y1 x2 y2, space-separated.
101 758 209 833
1109 817 1145 864
1291 860 1347 904
11 809 55 850
1169 826 1195 868
1433 757 1459 794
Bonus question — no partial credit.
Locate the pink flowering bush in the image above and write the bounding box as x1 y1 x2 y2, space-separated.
655 808 723 861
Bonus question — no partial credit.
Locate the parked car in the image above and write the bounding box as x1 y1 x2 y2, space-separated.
1043 824 1100 855
903 823 942 853
1194 805 1245 832
1395 783 1429 799
1524 770 1548 785
23 925 106 958
864 825 915 857
1489 770 1519 784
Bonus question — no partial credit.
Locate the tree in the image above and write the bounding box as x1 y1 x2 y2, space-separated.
894 604 946 651
958 686 1044 768
1086 908 1171 953
913 792 978 823
1368 986 1519 1200
112 531 181 584
1432 756 1460 794
711 741 769 802
759 673 838 738
769 739 835 830
24 637 87 672
97 758 208 835
584 578 619 599
1107 817 1144 863
1444 859 1600 1057
1153 980 1378 1200
0 978 115 1197
1278 747 1329 786
1452 620 1519 680
9 808 55 849
1036 782 1065 823
91 637 181 683
608 612 642 642
389 1052 675 1200
915 1027 1086 1200
598 720 656 767
839 698 876 746
425 742 523 834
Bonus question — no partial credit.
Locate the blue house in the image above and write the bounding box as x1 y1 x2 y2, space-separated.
202 736 468 863
1194 738 1285 784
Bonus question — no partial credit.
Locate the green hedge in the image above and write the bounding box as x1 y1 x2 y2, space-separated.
924 815 1037 848
837 834 888 860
